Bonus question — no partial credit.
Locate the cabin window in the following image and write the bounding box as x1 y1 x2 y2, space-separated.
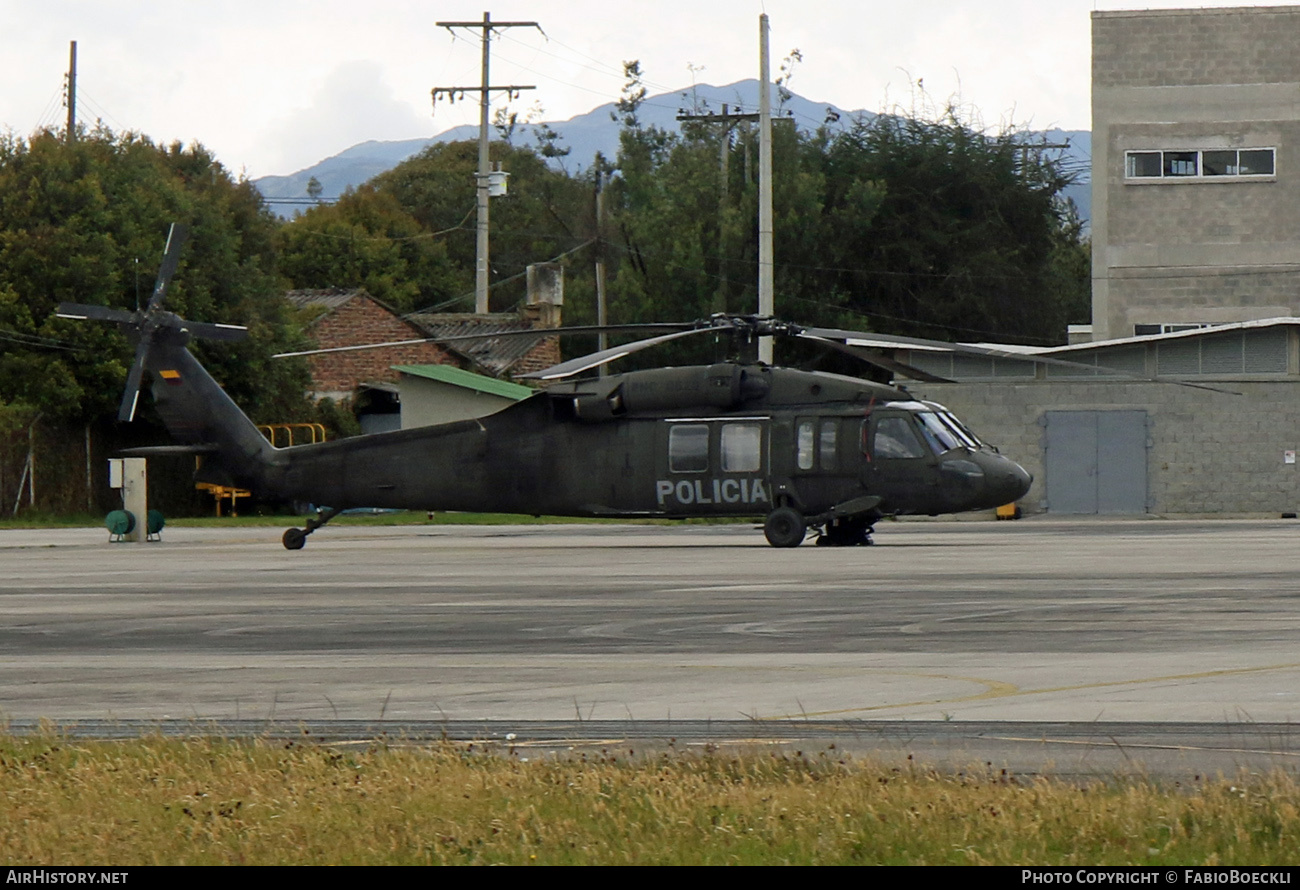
796 422 815 470
721 423 762 473
669 424 710 473
798 418 840 471
819 420 838 471
873 416 928 459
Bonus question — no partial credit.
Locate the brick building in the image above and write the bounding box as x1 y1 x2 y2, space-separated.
286 289 453 401
1091 5 1300 341
288 274 562 404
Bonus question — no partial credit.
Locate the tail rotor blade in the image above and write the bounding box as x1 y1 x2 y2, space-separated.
147 224 189 311
117 337 152 423
183 320 248 342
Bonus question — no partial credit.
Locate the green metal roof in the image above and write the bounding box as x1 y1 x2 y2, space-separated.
393 364 534 401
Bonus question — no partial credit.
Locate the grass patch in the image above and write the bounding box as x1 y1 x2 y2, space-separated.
0 735 1296 865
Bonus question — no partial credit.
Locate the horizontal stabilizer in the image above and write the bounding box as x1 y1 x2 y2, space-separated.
117 444 221 456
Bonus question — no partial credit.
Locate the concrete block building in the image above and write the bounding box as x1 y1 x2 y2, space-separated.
890 5 1300 517
1091 5 1300 341
896 320 1300 516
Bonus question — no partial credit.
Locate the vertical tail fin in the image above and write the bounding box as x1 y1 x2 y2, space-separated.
147 339 279 491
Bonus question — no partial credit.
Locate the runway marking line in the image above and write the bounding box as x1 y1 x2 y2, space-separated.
774 662 1300 719
978 736 1300 758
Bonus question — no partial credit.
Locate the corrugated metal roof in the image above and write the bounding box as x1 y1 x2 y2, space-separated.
285 288 365 312
405 312 557 376
393 364 533 400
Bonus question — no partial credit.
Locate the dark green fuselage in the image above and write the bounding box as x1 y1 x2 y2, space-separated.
148 345 1030 522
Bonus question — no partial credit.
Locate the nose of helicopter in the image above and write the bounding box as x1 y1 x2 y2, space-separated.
991 457 1033 505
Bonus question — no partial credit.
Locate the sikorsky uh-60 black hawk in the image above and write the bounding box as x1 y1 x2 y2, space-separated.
58 225 1034 550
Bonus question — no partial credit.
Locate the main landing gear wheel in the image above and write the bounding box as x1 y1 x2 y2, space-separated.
815 518 875 547
282 527 307 550
764 507 807 548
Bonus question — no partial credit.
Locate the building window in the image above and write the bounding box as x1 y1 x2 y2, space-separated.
1135 323 1212 336
1125 149 1275 181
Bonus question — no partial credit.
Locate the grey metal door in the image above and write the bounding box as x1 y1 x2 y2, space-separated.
1044 410 1148 514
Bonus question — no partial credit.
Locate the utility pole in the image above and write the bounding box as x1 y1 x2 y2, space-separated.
677 104 761 315
433 13 540 314
594 170 608 374
758 14 775 364
65 40 77 142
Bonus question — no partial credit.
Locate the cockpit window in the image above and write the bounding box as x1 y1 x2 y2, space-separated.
917 412 963 453
938 412 982 448
872 416 928 459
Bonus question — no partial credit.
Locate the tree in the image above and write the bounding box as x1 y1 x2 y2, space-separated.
276 185 461 313
0 127 307 424
813 109 1085 343
0 127 317 514
598 72 1088 349
362 140 591 313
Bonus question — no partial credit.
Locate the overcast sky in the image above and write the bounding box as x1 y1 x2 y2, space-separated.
0 0 1286 180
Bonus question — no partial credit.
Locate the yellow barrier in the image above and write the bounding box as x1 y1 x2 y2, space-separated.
195 425 328 514
195 482 250 517
257 423 327 448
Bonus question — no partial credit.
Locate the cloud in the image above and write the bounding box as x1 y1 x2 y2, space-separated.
254 60 431 175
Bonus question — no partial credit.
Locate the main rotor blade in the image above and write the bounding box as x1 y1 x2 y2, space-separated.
803 325 1239 395
184 320 248 342
147 223 189 311
517 328 719 380
273 323 690 359
117 337 152 423
56 303 136 325
794 332 956 383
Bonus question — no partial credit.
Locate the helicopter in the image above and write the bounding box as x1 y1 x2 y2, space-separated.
58 224 1036 549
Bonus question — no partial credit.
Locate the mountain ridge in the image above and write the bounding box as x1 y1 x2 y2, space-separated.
254 78 1091 223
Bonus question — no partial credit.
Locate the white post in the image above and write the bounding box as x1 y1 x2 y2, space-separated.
121 457 147 543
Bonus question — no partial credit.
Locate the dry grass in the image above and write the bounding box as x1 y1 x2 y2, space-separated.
0 734 1297 865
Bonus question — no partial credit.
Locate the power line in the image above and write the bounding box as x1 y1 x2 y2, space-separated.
282 206 476 242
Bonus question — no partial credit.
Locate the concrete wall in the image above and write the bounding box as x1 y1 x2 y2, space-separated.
908 379 1300 516
1092 7 1300 340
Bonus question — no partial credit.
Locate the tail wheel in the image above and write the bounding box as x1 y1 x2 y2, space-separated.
764 507 806 548
282 528 307 550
